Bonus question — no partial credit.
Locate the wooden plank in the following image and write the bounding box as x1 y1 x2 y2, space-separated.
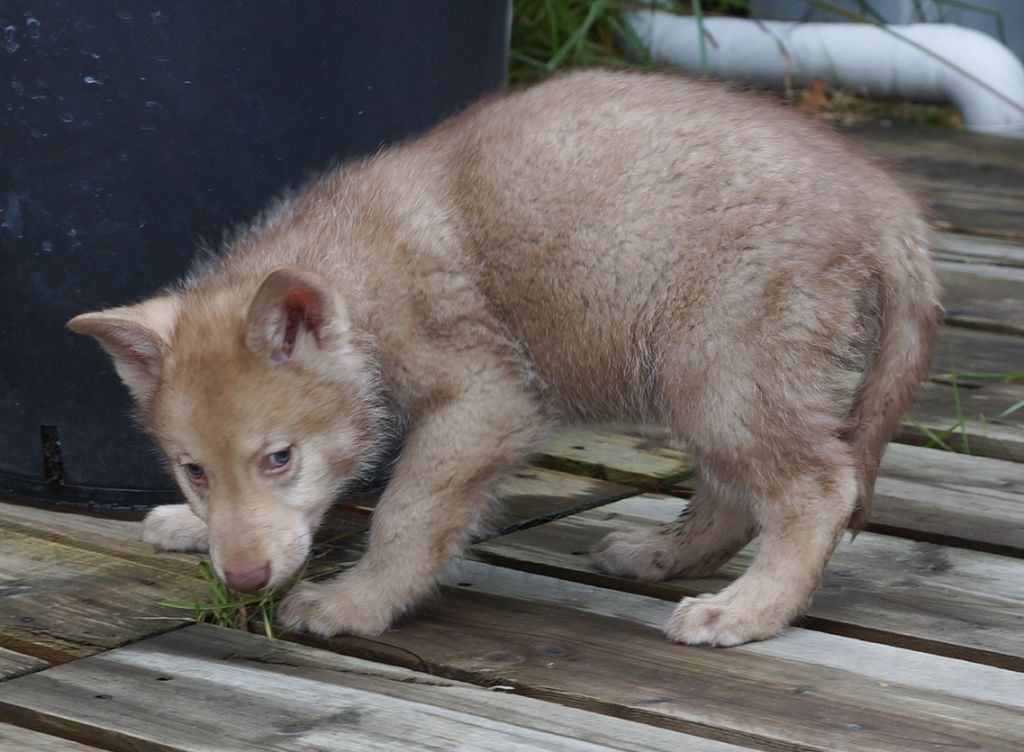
0 528 205 664
338 466 637 535
475 496 1024 669
0 500 199 578
532 426 693 492
0 624 749 752
445 559 1024 707
310 561 1024 752
0 724 103 751
0 647 48 682
938 261 1024 334
929 198 1024 240
931 327 1024 383
849 126 1024 237
545 429 1024 557
870 443 1024 556
492 466 637 533
849 124 1024 173
911 167 1024 203
901 381 1024 462
932 231 1024 268
0 498 370 566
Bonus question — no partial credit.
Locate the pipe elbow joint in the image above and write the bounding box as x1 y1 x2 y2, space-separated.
625 11 1024 138
911 25 1024 136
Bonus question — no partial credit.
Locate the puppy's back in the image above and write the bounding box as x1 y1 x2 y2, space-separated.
414 70 928 416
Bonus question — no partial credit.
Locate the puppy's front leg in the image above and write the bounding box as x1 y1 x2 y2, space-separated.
142 504 209 553
279 380 544 636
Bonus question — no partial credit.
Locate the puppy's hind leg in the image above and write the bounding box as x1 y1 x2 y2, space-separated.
665 442 857 646
591 472 757 582
652 332 858 646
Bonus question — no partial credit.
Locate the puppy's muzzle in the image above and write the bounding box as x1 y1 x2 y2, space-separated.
224 562 271 592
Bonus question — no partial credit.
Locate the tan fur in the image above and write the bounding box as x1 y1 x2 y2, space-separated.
68 70 941 645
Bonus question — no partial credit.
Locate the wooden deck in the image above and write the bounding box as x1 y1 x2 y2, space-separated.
1 124 1023 751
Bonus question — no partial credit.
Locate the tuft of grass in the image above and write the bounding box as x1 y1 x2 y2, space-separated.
509 1 755 84
161 559 294 637
509 0 654 83
162 529 364 637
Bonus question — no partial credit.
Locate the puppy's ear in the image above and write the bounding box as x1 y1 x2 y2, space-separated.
245 267 349 365
67 295 180 405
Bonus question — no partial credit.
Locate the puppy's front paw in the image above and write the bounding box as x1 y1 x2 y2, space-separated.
592 528 675 582
664 591 789 647
142 504 209 553
277 575 398 637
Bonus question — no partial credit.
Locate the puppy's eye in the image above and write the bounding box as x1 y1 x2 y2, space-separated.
184 463 205 482
261 447 292 474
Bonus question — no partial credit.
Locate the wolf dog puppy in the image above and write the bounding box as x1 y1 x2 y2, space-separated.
70 70 940 646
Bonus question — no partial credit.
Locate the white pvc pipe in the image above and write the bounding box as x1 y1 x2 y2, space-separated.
623 11 1024 137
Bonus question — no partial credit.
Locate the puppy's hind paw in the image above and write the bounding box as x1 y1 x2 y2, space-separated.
142 504 209 553
591 528 676 582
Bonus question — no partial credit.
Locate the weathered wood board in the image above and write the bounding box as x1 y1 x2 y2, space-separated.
446 560 1024 705
931 327 1024 382
0 527 205 663
0 624 750 752
533 425 693 491
311 561 1024 752
902 381 1024 462
850 123 1024 171
0 648 48 683
475 496 1024 669
937 261 1024 334
516 416 1023 555
850 125 1024 238
0 724 103 751
0 501 198 578
931 231 1024 268
871 443 1024 555
922 185 1024 239
337 465 637 536
650 439 1024 553
491 466 637 533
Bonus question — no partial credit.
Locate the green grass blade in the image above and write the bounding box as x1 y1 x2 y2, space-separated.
950 380 971 454
948 371 1024 382
934 0 1006 44
906 416 955 452
692 0 709 79
998 398 1024 419
547 0 610 71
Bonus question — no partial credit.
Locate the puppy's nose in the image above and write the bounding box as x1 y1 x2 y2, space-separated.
223 563 271 592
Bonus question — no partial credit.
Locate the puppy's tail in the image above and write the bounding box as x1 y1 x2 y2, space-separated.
845 233 941 530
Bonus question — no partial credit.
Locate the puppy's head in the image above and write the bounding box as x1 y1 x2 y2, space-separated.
69 267 383 591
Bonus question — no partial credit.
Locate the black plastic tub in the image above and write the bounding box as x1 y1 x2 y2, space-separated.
1 0 511 510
